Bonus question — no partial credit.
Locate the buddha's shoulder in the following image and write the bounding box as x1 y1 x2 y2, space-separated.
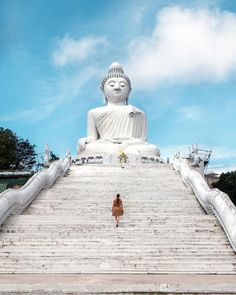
128 105 145 116
88 106 107 116
88 105 145 116
131 105 144 112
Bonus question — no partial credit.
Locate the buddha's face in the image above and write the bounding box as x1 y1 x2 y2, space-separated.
104 77 130 105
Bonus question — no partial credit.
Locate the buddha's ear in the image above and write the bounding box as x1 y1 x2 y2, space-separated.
127 88 131 104
103 95 108 105
100 86 107 105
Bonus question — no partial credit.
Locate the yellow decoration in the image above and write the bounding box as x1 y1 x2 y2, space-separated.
118 150 128 164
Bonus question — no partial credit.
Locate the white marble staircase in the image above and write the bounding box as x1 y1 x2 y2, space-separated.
0 164 236 276
0 166 236 274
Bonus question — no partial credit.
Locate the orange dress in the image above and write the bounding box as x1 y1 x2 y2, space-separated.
112 199 123 217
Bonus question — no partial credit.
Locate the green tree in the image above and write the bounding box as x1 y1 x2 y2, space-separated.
0 128 18 169
50 151 59 162
0 128 36 170
212 171 236 205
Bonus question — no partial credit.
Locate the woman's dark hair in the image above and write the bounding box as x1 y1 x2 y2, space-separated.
115 193 120 205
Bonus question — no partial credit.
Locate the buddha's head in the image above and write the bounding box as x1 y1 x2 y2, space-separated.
101 62 131 105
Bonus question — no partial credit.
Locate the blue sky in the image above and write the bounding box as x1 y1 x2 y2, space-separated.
1 0 236 172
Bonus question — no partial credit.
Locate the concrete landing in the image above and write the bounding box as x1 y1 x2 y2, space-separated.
0 274 236 294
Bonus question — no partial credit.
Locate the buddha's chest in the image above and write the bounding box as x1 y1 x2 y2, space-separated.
95 107 144 138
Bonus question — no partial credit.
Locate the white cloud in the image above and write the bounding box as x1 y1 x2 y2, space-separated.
210 146 236 160
127 6 236 89
0 102 61 123
52 35 107 66
178 105 204 121
130 4 148 25
0 66 99 123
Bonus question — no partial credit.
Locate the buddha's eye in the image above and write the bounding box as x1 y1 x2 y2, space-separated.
120 83 126 87
109 83 115 87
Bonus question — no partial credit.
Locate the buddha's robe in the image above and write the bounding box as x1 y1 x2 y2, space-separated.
87 105 147 142
77 104 160 157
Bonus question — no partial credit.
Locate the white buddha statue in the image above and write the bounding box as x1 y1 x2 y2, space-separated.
77 62 162 164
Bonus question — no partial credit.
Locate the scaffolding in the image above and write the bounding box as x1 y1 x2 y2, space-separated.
186 144 212 173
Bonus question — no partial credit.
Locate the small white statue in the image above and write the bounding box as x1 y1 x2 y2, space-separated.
77 62 161 163
191 148 200 167
44 144 50 167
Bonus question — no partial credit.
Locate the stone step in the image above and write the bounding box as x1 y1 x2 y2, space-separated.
24 201 203 206
0 228 227 237
56 184 189 188
0 245 232 255
35 190 195 195
24 208 204 214
5 214 216 221
0 244 232 253
29 193 201 198
44 186 192 192
0 265 235 274
5 222 217 229
3 261 236 271
26 201 202 206
24 209 205 215
0 248 234 256
0 250 233 258
2 223 222 233
56 177 184 180
2 226 223 234
0 222 224 231
28 197 198 202
33 198 197 203
0 255 235 264
0 221 222 228
0 237 231 246
0 236 230 245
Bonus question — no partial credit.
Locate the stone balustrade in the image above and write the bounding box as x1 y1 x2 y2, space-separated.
0 157 70 226
173 155 236 253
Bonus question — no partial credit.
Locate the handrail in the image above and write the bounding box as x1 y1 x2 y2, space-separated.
0 157 70 226
173 155 236 253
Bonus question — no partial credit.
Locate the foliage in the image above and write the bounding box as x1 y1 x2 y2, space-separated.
212 171 236 205
0 183 7 193
50 151 59 162
0 127 36 170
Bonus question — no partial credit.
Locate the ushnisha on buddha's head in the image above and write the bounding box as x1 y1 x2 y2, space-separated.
101 62 132 105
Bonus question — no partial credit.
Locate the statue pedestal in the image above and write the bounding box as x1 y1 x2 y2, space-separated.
76 141 164 165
